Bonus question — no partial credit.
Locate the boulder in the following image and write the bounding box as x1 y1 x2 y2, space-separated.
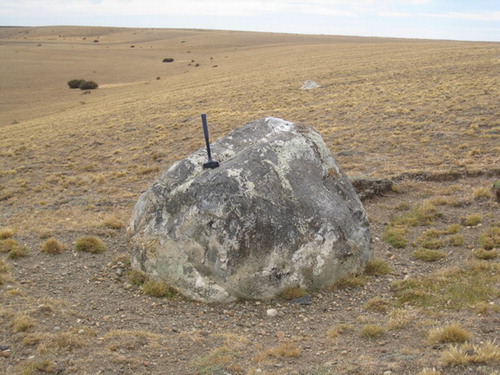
301 80 320 90
128 117 372 302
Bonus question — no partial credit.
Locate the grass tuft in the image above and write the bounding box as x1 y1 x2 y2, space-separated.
479 226 500 250
364 258 391 275
440 341 500 366
383 226 407 248
360 324 386 338
426 323 472 345
75 236 106 254
11 315 37 332
279 285 307 300
327 323 352 338
40 238 66 254
413 248 446 262
142 279 178 298
0 227 15 239
463 214 482 227
126 269 147 286
472 248 497 260
392 261 498 310
364 296 392 312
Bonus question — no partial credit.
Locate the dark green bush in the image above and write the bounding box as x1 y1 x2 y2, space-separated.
68 79 85 89
79 80 98 90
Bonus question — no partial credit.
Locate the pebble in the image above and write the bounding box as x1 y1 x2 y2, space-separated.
266 308 278 317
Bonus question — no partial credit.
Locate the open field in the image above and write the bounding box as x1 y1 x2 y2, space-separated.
0 26 499 374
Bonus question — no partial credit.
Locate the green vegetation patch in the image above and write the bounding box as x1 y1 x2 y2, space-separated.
392 261 499 310
75 236 106 254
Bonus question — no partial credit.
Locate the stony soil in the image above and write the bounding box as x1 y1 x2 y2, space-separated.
1 176 499 375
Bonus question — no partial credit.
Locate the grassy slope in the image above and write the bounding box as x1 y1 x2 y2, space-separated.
0 26 499 375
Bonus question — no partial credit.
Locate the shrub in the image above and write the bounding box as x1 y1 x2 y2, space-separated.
79 80 98 90
75 236 106 254
67 79 85 89
162 58 174 63
364 296 392 312
41 238 66 254
7 243 29 259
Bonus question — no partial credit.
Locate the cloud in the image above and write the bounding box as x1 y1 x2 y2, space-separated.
427 11 500 22
1 0 434 18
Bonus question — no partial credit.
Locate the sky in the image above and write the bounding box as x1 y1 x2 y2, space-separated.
1 0 499 42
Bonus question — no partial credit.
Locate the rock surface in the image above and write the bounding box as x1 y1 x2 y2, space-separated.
128 118 372 302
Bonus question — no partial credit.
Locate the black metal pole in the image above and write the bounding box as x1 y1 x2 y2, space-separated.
201 114 219 169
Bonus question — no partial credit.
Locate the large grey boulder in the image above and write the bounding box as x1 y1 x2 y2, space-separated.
128 118 371 302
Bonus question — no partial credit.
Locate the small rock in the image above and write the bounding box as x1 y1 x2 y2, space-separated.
290 295 312 305
266 308 278 317
301 80 320 90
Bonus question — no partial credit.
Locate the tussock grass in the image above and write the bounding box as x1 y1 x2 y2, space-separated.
426 323 472 345
331 274 367 289
40 238 66 254
387 308 418 330
0 227 15 239
254 341 301 362
360 324 386 338
364 296 392 312
11 315 37 332
38 332 87 354
440 341 500 366
392 261 499 310
463 214 482 226
413 248 447 262
479 226 500 250
383 226 407 248
279 285 307 300
74 236 106 254
194 345 244 374
417 369 441 375
126 269 147 286
142 279 178 298
364 258 391 276
18 358 56 375
102 215 125 229
472 248 498 260
327 323 352 338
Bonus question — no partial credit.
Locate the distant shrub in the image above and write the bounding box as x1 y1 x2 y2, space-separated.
68 79 85 89
162 58 174 63
75 236 106 254
79 80 98 90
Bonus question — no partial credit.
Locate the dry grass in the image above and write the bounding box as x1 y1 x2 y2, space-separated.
440 341 500 366
0 25 499 375
74 236 106 254
142 279 178 298
327 323 352 338
254 341 301 362
279 285 308 300
40 238 66 254
360 324 386 339
392 261 499 310
426 323 472 345
412 248 447 262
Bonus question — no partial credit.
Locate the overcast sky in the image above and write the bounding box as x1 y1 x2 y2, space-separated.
1 0 499 42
